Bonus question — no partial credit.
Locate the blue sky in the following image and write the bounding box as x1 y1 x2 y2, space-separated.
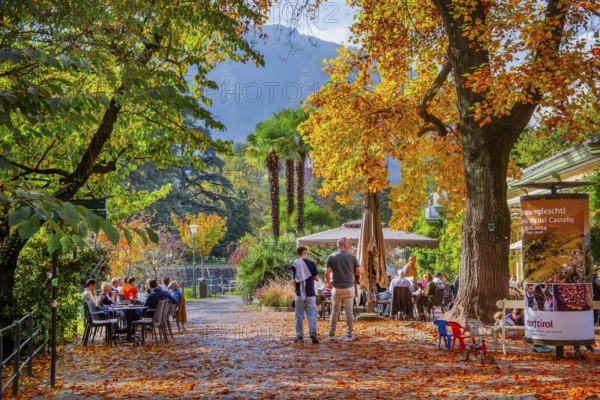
267 0 357 44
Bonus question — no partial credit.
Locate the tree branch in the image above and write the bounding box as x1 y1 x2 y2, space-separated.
418 58 452 137
508 0 568 138
57 37 161 200
5 157 69 179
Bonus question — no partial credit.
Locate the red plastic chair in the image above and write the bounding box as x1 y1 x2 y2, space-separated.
447 321 470 351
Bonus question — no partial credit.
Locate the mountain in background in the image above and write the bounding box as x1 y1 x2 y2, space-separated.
201 24 339 143
194 24 402 185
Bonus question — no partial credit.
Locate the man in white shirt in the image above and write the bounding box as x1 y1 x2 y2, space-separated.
388 270 414 293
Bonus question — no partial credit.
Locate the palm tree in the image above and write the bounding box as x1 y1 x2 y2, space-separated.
276 108 311 233
247 118 287 238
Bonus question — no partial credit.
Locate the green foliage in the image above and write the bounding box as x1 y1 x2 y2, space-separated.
236 234 297 304
398 210 461 280
298 197 336 231
511 128 598 169
305 177 363 225
1 189 156 251
13 237 110 342
222 153 268 234
409 213 442 276
213 188 253 258
583 168 600 263
437 211 464 280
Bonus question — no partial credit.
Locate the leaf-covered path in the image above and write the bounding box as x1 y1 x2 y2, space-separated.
22 296 600 399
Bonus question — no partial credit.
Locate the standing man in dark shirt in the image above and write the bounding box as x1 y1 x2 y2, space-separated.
291 246 320 344
325 237 362 341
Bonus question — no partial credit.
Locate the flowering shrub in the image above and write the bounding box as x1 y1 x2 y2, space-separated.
256 280 295 308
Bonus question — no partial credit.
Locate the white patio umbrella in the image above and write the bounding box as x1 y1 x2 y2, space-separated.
297 221 439 250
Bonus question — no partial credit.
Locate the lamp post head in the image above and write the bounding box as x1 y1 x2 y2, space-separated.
189 224 199 236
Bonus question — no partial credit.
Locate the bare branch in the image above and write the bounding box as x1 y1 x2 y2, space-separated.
418 58 452 137
5 158 69 179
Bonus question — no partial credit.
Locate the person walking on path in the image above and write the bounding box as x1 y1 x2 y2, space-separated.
291 246 320 344
325 237 362 342
402 255 418 284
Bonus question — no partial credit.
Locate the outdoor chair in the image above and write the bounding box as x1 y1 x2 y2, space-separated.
447 321 470 352
428 288 445 320
83 301 118 347
390 286 413 320
374 294 390 317
165 302 177 339
433 320 453 350
133 300 168 345
354 289 367 315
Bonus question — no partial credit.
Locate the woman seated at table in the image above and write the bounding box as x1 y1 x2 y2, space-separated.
99 282 117 306
82 279 100 307
415 273 436 321
82 280 116 320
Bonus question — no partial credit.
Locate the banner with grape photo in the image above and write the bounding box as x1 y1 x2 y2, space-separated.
521 194 594 344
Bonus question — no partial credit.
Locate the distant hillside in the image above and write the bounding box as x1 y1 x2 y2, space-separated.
201 25 340 143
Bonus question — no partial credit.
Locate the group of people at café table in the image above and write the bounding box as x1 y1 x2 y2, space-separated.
376 256 446 321
82 275 183 336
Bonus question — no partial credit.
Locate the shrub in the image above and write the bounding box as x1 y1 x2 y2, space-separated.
256 280 295 307
13 235 110 343
236 233 297 304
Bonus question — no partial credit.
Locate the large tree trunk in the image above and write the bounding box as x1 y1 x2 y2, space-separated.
445 129 513 322
295 151 306 234
0 233 27 322
266 149 280 238
284 159 295 217
433 0 545 323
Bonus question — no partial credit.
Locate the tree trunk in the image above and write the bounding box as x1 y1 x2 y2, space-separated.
266 149 280 238
0 233 27 322
295 151 306 234
444 129 513 323
284 159 295 217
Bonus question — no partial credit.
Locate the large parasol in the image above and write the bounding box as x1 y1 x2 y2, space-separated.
356 192 389 314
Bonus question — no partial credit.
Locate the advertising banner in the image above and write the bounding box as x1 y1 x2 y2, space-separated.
521 194 594 344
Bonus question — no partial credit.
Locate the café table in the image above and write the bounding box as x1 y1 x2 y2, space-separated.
115 304 148 343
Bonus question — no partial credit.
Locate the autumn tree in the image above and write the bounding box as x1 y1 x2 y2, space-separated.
303 1 600 321
0 0 270 316
98 215 185 280
173 212 227 277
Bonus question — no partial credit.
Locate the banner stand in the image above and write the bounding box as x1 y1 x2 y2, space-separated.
516 182 595 358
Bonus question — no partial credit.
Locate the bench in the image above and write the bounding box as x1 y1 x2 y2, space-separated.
495 299 600 355
495 299 526 355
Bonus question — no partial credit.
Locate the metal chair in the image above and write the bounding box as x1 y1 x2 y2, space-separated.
132 300 167 345
83 301 118 346
428 288 445 320
164 302 177 340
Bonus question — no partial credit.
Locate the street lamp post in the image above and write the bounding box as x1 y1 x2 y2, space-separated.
189 224 199 298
